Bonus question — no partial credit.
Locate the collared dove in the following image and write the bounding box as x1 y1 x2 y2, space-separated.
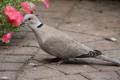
22 14 120 65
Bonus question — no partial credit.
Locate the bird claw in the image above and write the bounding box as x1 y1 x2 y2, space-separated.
51 58 69 65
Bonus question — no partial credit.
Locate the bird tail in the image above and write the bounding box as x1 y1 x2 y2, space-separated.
77 49 120 66
95 55 120 66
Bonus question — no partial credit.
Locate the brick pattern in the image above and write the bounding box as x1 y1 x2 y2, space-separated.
0 0 120 80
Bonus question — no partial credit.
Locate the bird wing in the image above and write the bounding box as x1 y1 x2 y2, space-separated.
40 31 92 58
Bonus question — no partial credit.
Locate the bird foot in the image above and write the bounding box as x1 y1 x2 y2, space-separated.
53 60 64 65
51 58 69 65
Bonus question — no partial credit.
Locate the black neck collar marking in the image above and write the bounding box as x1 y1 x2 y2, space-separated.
37 23 43 28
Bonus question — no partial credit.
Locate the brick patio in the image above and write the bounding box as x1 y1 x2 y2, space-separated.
0 0 120 80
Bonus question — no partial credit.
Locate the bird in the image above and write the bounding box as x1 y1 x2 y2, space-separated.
21 14 120 65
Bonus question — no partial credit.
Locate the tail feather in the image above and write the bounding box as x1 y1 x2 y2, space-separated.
76 50 102 58
76 49 120 66
95 55 120 66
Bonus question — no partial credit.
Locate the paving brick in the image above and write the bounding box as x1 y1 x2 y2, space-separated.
11 39 39 47
116 71 120 76
84 40 120 51
9 32 39 47
0 72 17 80
36 0 75 13
92 65 120 72
59 23 119 38
40 11 65 19
13 32 36 40
58 22 91 33
103 50 120 58
59 1 120 38
62 31 102 43
41 74 88 80
45 64 96 75
83 29 119 38
42 17 63 28
17 66 64 80
1 0 120 80
0 55 31 63
0 47 38 55
0 63 23 70
82 72 120 80
76 58 112 66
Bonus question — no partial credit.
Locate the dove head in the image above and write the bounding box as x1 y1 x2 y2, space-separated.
22 14 43 29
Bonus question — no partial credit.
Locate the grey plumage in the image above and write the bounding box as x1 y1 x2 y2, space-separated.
22 14 120 65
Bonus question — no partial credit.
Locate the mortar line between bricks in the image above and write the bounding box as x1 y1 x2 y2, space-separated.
115 71 120 78
0 54 33 56
103 48 120 52
59 28 120 42
56 0 78 29
33 73 90 80
74 58 100 71
15 56 34 80
0 70 21 72
78 72 92 80
43 64 69 75
15 49 39 80
0 45 39 48
58 29 105 38
82 64 120 73
20 45 39 48
0 53 34 56
57 28 103 40
0 62 24 63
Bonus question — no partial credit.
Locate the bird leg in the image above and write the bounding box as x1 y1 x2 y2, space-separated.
50 58 69 65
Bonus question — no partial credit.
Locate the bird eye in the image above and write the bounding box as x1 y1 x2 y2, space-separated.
28 18 31 20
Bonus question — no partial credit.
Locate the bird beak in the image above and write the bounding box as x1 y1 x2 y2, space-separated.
20 21 25 26
20 19 27 26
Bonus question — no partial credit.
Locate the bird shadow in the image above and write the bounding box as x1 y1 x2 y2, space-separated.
37 58 118 66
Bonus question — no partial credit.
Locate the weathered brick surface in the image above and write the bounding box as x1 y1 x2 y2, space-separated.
17 66 64 80
0 47 38 55
92 65 120 72
0 0 120 80
84 40 120 51
63 31 102 43
0 72 17 80
103 50 120 58
0 55 31 63
82 72 120 80
41 75 88 80
45 64 96 74
0 63 23 70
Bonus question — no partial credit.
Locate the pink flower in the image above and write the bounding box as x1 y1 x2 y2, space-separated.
42 0 49 9
2 32 13 43
21 2 32 14
4 6 24 27
5 6 17 18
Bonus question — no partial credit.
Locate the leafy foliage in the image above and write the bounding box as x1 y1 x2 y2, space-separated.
0 0 36 41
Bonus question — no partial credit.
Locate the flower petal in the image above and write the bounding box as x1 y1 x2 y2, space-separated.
42 0 49 9
21 2 32 14
2 32 13 43
4 6 24 27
